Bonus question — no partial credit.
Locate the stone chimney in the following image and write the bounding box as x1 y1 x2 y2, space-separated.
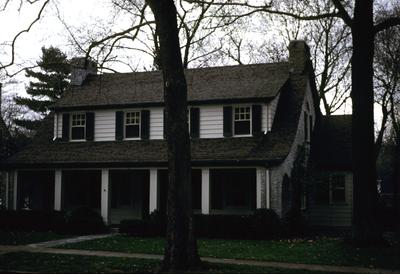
70 57 97 86
288 40 311 75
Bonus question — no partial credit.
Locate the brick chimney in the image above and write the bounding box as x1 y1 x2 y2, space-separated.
70 57 97 86
288 40 311 75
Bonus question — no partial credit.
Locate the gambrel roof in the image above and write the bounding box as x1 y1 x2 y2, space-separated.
3 78 305 168
2 41 318 168
51 63 290 111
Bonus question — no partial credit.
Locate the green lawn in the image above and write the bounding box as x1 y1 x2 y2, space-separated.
0 252 338 273
0 231 71 245
58 235 400 269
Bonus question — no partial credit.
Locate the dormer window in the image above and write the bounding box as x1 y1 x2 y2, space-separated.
234 106 251 136
125 111 141 139
71 113 86 140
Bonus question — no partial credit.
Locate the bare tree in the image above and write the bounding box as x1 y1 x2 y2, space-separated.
374 3 400 226
213 0 352 115
145 0 201 271
190 0 400 244
56 0 227 71
0 0 50 73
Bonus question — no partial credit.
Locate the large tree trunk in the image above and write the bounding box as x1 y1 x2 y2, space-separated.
393 134 400 235
146 0 200 271
351 0 382 243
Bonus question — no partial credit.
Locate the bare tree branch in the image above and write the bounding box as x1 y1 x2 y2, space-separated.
374 17 400 34
0 0 50 70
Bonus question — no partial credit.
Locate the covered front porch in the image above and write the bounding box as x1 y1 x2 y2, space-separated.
3 167 272 224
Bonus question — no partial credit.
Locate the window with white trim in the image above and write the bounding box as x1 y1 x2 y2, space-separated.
125 111 141 139
233 106 251 135
71 113 86 140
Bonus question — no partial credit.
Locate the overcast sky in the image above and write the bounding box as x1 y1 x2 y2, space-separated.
0 0 130 95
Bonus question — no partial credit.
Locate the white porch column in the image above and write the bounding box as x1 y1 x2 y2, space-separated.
256 168 270 209
101 169 110 224
256 168 264 209
4 172 9 209
149 169 158 213
54 170 62 211
266 169 271 209
12 170 18 210
201 168 210 214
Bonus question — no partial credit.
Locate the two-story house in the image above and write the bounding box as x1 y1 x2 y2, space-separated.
0 41 353 227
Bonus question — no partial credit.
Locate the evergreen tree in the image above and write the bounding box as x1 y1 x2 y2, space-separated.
14 46 70 130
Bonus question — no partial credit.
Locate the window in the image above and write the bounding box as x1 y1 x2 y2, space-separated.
71 113 86 140
125 111 141 138
331 175 346 203
314 174 346 205
234 106 251 135
210 169 256 210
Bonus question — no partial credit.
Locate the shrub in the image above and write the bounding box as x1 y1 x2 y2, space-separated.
282 209 307 237
253 209 283 238
65 207 108 235
0 210 66 232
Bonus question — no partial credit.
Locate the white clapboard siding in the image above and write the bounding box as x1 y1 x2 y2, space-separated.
262 104 268 133
268 93 281 131
53 114 58 139
199 106 223 138
150 108 164 140
308 173 353 227
95 110 116 141
53 114 63 139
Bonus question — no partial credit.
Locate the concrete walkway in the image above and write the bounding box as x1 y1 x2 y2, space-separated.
27 233 114 248
0 244 399 274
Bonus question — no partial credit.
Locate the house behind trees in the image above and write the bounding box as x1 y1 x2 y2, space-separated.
0 41 353 227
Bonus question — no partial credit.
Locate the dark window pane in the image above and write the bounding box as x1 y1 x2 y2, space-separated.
71 127 85 140
315 179 329 205
211 172 223 210
234 121 250 135
126 125 140 138
225 180 249 207
332 188 345 203
210 169 255 210
192 170 201 210
331 175 345 203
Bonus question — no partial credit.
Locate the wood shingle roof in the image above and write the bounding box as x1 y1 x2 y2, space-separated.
51 63 290 110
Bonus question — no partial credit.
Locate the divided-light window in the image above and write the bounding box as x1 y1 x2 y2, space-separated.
331 175 346 203
234 106 251 135
125 111 141 138
71 113 86 140
315 174 346 205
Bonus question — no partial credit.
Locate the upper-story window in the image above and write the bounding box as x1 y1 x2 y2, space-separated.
71 113 86 140
125 111 141 139
234 106 251 136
